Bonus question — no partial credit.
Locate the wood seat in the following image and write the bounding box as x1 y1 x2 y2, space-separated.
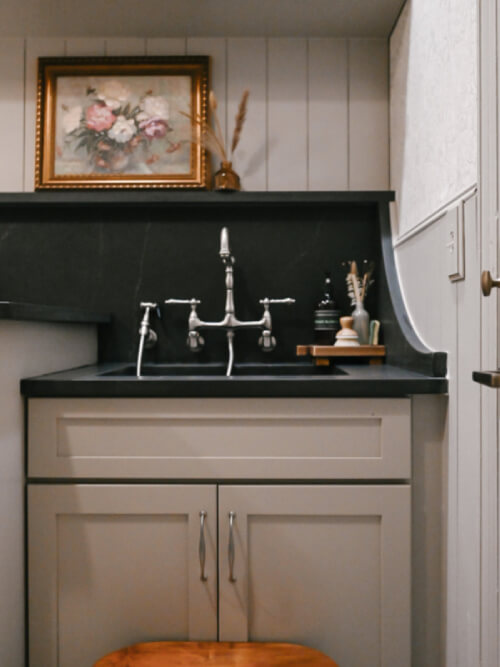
93 641 340 666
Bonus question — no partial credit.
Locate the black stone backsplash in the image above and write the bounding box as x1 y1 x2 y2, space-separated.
0 198 382 364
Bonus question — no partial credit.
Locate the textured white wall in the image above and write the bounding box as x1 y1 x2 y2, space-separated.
391 0 477 236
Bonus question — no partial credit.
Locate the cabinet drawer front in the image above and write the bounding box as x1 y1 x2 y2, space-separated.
28 397 411 479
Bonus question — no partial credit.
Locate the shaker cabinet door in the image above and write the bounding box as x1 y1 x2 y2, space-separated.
28 484 217 667
218 485 411 667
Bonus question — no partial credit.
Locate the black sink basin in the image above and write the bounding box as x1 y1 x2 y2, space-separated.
99 363 347 378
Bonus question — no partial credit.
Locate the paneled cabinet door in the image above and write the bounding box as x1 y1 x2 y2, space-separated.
28 484 217 667
218 485 411 667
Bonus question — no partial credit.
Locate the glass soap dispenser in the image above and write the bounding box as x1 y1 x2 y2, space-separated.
313 273 341 345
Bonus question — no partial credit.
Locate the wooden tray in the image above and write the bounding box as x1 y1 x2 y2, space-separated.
297 344 386 365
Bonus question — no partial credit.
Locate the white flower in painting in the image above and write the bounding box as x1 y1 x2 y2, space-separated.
108 115 136 143
62 105 82 134
96 80 131 110
141 96 169 121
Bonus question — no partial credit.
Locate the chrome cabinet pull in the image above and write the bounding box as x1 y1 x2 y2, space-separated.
199 510 208 581
228 511 236 582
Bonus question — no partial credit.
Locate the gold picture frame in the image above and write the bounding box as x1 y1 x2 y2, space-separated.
35 56 209 190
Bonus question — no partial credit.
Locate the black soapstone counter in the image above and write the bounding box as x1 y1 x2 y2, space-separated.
0 300 110 324
20 362 447 398
0 191 446 397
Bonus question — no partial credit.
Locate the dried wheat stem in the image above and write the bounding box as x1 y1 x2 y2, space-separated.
231 90 249 156
209 91 227 161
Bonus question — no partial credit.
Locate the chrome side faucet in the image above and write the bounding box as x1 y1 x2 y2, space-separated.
136 302 159 377
166 227 295 376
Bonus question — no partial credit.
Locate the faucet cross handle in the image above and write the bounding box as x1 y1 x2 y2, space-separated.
165 299 201 316
259 298 296 307
165 298 201 306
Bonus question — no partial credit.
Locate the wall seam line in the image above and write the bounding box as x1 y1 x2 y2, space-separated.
306 38 310 191
22 38 27 192
346 39 351 190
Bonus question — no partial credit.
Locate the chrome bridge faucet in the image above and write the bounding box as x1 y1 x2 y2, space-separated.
166 227 295 376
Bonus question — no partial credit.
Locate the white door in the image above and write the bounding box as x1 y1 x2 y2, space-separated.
218 484 411 667
472 1 500 663
28 484 217 667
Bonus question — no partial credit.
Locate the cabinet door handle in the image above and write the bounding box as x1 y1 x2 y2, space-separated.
228 511 236 582
199 510 208 581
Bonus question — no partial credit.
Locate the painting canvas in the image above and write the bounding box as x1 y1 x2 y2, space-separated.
36 57 209 189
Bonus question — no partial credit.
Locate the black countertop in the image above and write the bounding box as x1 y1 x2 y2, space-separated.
0 301 111 324
21 362 448 398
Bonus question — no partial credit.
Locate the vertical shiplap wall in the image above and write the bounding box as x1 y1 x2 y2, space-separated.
0 36 389 192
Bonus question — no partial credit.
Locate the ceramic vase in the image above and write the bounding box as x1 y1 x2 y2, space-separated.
352 301 369 344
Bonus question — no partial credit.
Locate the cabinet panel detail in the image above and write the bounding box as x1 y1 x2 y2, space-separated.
218 485 411 667
29 398 411 479
28 485 217 667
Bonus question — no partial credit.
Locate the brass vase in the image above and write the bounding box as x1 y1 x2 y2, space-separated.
214 161 241 191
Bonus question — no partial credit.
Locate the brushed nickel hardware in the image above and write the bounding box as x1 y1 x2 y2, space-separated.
481 270 500 296
228 511 236 582
166 227 295 376
199 510 208 582
136 302 160 378
472 370 500 387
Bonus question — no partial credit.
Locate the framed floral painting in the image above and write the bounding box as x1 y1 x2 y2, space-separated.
35 56 209 189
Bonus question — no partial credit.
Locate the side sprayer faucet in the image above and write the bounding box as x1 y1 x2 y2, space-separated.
136 302 160 377
166 227 295 376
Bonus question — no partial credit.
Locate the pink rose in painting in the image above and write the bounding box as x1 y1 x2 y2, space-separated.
139 117 168 139
86 104 115 132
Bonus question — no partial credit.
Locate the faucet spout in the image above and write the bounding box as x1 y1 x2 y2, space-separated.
220 227 233 264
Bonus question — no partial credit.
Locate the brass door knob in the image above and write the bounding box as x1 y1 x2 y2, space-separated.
481 270 500 296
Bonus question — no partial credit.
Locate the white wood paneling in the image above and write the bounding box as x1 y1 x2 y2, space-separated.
267 38 308 190
65 38 106 56
227 38 267 191
308 38 348 190
349 38 389 189
2 34 390 193
456 195 481 667
24 38 66 191
0 39 25 191
145 38 187 56
105 38 146 56
187 37 227 178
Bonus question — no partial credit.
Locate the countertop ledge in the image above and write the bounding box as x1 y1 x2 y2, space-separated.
0 301 111 324
21 362 448 398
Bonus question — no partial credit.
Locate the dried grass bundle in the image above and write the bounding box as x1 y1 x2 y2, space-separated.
184 89 250 162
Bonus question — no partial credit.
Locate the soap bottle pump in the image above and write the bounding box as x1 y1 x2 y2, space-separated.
314 273 341 345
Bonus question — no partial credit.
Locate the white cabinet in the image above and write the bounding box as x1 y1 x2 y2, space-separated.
27 398 412 667
28 485 218 667
28 398 411 480
219 485 410 667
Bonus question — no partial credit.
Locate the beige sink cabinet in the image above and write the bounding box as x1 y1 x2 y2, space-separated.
27 397 411 667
